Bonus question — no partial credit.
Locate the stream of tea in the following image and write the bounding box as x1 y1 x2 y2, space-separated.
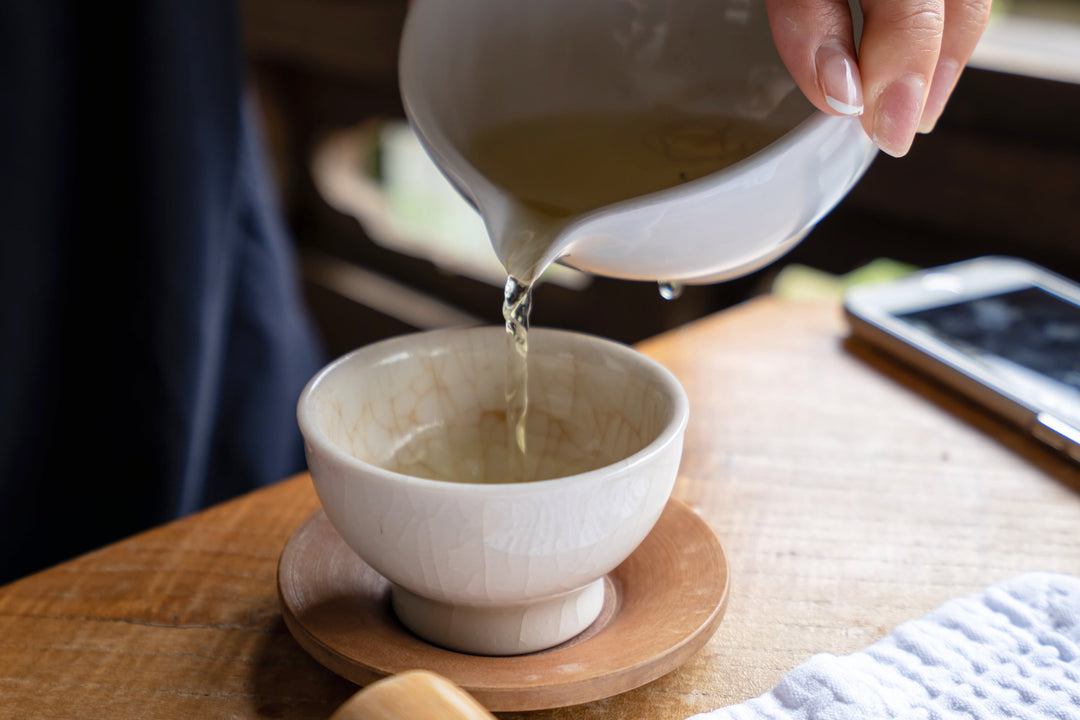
463 111 783 482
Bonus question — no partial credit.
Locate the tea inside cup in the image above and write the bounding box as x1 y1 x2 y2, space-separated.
297 326 688 655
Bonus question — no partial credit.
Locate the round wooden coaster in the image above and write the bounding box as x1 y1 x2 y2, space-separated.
277 497 729 712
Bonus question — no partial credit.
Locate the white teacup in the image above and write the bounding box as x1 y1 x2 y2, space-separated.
297 327 689 655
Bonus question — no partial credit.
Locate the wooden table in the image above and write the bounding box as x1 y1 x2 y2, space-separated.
3 297 1079 719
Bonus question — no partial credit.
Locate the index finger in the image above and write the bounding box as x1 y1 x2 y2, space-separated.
765 0 864 118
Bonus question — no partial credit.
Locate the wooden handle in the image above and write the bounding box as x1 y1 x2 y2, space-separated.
330 671 497 720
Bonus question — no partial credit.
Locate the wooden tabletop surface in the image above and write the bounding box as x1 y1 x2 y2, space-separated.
3 296 1079 719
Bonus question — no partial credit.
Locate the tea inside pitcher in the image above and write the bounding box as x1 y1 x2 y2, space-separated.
466 112 784 226
462 111 782 482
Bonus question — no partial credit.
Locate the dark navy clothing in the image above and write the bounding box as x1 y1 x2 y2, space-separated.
0 2 324 583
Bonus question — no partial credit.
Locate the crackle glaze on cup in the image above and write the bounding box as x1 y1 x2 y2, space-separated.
399 0 877 284
297 327 689 656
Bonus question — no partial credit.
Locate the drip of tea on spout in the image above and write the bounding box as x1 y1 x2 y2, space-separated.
658 281 684 300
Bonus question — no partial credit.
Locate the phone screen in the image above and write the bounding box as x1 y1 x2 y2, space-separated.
899 287 1080 425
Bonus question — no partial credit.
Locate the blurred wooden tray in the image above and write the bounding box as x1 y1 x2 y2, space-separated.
277 497 728 712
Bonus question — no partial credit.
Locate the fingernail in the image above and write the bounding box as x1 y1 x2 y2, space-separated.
816 43 863 116
918 59 960 134
872 75 927 158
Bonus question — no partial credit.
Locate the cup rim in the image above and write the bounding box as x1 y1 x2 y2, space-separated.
297 325 689 493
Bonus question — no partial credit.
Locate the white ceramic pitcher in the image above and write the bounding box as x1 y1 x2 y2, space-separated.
399 0 878 285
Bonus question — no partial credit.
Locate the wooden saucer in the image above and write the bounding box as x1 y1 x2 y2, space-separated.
277 498 729 712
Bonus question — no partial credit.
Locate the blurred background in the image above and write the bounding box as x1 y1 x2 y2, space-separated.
239 0 1080 356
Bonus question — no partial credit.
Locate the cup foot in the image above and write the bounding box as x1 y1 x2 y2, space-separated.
391 579 606 656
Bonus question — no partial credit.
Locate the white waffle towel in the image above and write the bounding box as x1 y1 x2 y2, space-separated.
689 572 1080 720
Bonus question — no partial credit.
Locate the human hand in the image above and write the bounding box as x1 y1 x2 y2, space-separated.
765 0 993 157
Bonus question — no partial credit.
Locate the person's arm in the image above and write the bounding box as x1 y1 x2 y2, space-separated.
766 0 994 157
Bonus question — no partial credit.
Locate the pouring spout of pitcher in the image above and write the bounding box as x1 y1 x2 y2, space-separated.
480 194 582 285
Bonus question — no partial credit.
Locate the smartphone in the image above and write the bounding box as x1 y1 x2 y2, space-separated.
843 256 1080 463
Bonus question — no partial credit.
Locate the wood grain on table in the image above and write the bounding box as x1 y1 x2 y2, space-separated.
2 297 1078 719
